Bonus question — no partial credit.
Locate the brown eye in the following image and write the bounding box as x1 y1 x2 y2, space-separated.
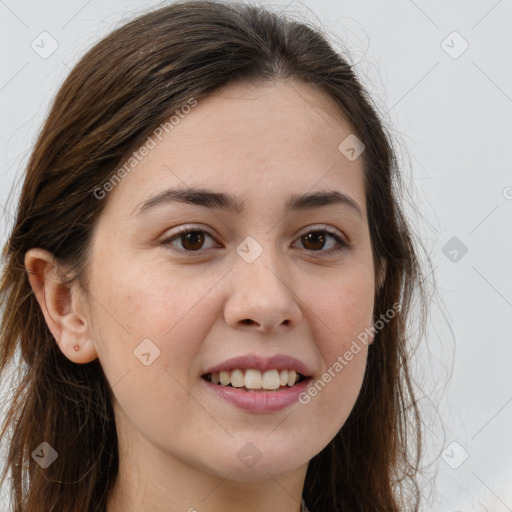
301 232 326 251
162 228 217 252
294 228 348 254
181 231 205 251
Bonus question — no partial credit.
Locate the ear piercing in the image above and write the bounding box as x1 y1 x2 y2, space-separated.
74 344 80 351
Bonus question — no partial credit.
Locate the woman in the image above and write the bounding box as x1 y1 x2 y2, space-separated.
0 1 429 510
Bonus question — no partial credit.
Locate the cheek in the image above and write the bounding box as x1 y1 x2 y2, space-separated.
297 270 373 420
89 258 226 400
87 262 215 439
95 257 219 340
306 274 374 350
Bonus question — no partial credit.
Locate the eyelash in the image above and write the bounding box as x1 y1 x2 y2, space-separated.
160 224 350 256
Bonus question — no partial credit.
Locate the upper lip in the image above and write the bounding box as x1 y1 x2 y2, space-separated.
202 354 313 377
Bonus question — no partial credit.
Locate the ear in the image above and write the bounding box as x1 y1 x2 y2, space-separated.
24 248 98 364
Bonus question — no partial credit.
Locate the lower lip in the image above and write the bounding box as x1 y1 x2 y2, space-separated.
202 377 312 413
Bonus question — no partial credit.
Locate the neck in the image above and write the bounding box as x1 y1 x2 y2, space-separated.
106 411 307 512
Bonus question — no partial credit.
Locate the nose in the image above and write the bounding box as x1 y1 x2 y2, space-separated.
223 247 303 334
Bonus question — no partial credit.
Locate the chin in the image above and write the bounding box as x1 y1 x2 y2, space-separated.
197 441 311 482
209 460 306 483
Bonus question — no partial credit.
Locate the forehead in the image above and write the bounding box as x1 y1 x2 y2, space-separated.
102 79 366 219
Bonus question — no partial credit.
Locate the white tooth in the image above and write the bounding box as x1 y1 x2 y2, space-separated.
287 370 297 386
211 372 220 384
262 369 280 390
245 369 262 389
220 370 231 386
231 369 245 388
279 369 288 387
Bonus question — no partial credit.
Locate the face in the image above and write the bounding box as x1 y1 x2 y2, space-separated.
81 80 376 481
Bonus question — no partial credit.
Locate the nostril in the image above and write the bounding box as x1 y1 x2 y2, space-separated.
241 319 254 325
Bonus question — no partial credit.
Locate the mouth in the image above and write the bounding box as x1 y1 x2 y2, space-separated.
201 354 313 411
202 368 309 392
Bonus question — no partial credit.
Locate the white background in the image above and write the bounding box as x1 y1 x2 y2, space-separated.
1 1 511 510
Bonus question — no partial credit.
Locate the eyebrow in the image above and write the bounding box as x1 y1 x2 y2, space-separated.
135 187 364 218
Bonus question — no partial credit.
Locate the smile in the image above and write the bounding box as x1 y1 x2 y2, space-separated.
202 368 306 391
202 371 312 413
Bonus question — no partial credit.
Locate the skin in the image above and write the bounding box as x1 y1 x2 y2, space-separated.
25 79 384 512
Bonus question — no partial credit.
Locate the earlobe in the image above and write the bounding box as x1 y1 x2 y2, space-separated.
24 248 98 364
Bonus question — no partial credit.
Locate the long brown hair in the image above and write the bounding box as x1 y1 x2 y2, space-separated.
0 1 429 510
